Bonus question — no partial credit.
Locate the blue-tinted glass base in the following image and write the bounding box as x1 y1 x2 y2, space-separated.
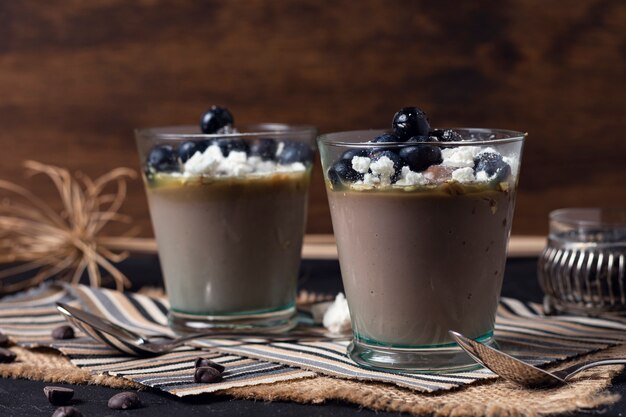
348 331 496 373
169 304 297 334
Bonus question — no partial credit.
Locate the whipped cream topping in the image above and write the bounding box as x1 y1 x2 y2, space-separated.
183 144 305 177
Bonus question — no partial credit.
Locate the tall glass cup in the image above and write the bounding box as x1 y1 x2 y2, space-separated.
136 124 317 333
318 128 525 372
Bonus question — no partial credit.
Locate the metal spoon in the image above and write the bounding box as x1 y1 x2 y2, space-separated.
56 303 349 356
449 330 626 388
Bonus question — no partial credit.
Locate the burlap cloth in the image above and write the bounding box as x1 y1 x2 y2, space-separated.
1 343 624 417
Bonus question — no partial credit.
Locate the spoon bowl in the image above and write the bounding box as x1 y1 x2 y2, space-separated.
449 330 626 388
57 303 349 356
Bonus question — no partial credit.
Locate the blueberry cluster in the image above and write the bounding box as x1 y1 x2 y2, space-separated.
327 107 511 188
144 106 313 175
328 107 458 186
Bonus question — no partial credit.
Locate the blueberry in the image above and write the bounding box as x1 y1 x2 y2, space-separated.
473 152 511 181
249 138 278 160
328 159 362 186
372 132 401 144
370 149 404 181
407 135 434 143
340 148 369 161
178 140 211 163
200 106 234 134
278 141 313 164
392 107 430 139
146 145 178 172
398 145 443 172
216 138 248 156
369 132 402 154
441 129 463 142
429 129 444 139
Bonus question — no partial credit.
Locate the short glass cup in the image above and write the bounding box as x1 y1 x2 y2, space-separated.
318 128 525 372
135 124 317 334
539 208 626 316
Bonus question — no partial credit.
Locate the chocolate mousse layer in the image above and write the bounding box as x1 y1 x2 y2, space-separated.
146 172 310 315
328 184 514 346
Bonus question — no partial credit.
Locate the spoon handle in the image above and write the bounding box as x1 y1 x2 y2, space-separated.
558 358 626 381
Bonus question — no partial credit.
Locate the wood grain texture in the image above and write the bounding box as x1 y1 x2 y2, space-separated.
0 0 624 236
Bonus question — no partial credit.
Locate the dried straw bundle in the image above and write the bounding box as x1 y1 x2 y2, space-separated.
0 161 137 294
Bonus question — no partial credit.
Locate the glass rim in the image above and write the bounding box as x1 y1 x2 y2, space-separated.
135 123 318 140
317 128 527 147
550 208 626 227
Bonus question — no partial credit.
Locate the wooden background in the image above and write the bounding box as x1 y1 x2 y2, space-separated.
0 0 624 237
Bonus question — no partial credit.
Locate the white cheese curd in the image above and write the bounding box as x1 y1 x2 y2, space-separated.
395 166 428 186
351 156 371 174
369 156 396 185
363 173 380 185
184 145 222 176
183 143 306 177
476 170 492 182
323 293 352 335
451 167 476 183
441 146 481 168
276 162 306 173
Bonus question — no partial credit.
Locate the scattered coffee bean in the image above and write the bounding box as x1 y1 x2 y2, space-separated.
51 406 83 417
194 357 225 373
0 333 9 347
51 325 75 340
0 347 16 363
194 366 222 383
43 386 74 405
107 391 141 410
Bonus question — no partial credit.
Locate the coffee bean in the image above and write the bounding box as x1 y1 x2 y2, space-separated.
51 406 83 417
0 333 10 347
107 391 141 410
51 325 75 340
0 347 16 363
194 366 222 383
43 386 74 405
194 357 225 373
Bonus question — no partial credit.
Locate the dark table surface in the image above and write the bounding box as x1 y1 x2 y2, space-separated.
1 257 624 417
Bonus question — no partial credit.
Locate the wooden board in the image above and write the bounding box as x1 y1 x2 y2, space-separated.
0 0 625 237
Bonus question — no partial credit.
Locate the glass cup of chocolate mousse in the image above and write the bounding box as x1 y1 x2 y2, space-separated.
318 107 525 372
135 106 317 334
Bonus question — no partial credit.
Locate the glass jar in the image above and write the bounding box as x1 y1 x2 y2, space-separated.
539 208 626 316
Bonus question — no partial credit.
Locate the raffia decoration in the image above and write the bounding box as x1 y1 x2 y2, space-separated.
0 161 137 294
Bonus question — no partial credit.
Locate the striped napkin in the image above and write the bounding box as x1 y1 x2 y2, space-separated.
1 283 626 396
